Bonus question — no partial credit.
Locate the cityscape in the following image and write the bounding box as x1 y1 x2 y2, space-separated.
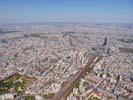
0 23 133 100
0 0 133 100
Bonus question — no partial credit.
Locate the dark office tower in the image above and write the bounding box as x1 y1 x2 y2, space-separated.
103 38 107 46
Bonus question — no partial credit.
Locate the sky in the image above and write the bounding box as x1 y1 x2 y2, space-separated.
0 0 133 23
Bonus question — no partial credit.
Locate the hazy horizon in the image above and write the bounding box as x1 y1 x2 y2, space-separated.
0 0 133 24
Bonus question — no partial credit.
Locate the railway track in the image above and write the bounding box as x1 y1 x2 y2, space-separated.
52 52 102 100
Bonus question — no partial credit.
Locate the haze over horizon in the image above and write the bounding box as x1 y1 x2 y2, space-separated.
0 0 133 24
